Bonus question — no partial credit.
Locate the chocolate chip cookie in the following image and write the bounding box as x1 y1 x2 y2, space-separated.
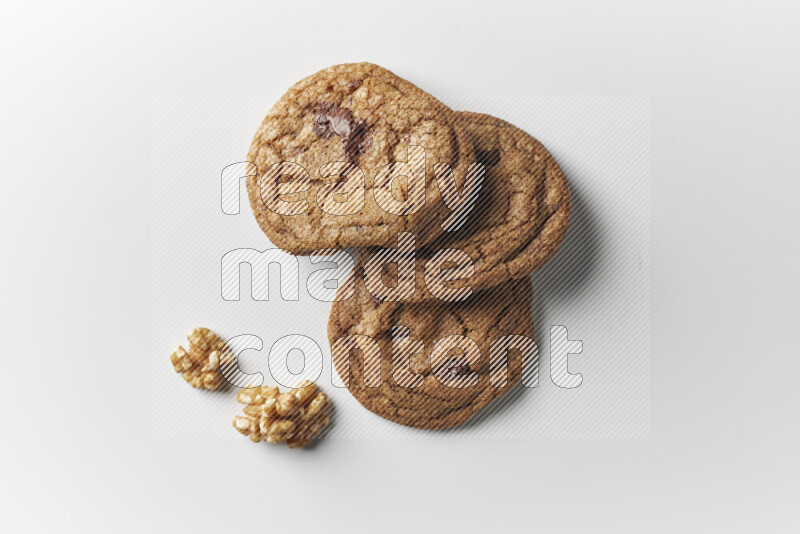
246 63 474 254
328 272 535 430
354 111 571 302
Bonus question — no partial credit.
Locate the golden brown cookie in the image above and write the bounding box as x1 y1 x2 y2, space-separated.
328 272 534 430
354 111 570 302
246 63 474 254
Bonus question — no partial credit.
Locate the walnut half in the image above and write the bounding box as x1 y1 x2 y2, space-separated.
233 380 331 448
170 327 230 391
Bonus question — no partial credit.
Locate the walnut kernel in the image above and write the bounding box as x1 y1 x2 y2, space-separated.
170 327 230 390
233 380 331 448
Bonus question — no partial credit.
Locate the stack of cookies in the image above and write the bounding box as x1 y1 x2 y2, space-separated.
246 63 571 430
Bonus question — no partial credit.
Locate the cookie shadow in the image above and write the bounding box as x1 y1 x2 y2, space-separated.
444 380 529 433
531 179 601 334
454 182 602 431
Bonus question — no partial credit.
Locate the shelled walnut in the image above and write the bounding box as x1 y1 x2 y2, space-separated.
233 380 331 448
170 327 231 391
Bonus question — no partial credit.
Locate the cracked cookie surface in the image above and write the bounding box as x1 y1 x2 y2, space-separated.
246 62 474 254
328 271 534 430
355 111 571 301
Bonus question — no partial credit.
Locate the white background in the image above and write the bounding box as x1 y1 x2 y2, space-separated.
2 1 799 532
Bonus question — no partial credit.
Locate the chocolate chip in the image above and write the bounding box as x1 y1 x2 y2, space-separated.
312 103 369 160
328 108 352 138
476 148 501 167
450 362 472 377
436 358 472 380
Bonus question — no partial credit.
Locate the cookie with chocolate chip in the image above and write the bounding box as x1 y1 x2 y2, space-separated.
354 111 571 302
328 271 534 430
246 63 474 254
